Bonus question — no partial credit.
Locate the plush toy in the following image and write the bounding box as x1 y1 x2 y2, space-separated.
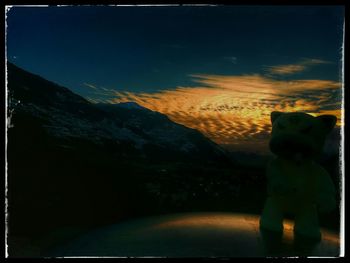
260 111 337 241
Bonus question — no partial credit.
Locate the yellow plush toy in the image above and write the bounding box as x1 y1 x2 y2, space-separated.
260 111 337 241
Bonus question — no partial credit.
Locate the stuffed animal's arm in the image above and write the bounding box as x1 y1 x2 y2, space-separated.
316 167 337 213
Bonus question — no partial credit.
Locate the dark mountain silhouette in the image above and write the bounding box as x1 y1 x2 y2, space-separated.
7 62 244 255
7 62 229 163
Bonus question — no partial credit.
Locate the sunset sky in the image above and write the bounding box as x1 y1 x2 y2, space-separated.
6 6 344 153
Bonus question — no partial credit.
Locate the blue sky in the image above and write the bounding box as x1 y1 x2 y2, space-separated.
6 5 344 152
7 6 343 94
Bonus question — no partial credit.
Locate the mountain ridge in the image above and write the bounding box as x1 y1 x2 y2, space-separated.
7 61 229 163
7 62 245 244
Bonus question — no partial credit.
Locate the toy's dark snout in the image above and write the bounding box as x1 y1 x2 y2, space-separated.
269 134 314 158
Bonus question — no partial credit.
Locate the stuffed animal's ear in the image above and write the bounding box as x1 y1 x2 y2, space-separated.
271 111 283 124
316 115 337 134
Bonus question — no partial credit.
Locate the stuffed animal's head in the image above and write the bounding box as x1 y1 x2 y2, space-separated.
269 111 337 161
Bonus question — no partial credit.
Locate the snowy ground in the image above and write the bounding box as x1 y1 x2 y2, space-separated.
46 212 340 258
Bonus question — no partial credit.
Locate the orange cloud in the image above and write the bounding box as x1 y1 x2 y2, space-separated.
264 58 331 76
265 64 306 75
83 57 342 153
191 74 340 93
95 73 341 153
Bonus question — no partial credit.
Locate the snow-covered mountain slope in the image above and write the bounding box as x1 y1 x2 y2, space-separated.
7 62 228 163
